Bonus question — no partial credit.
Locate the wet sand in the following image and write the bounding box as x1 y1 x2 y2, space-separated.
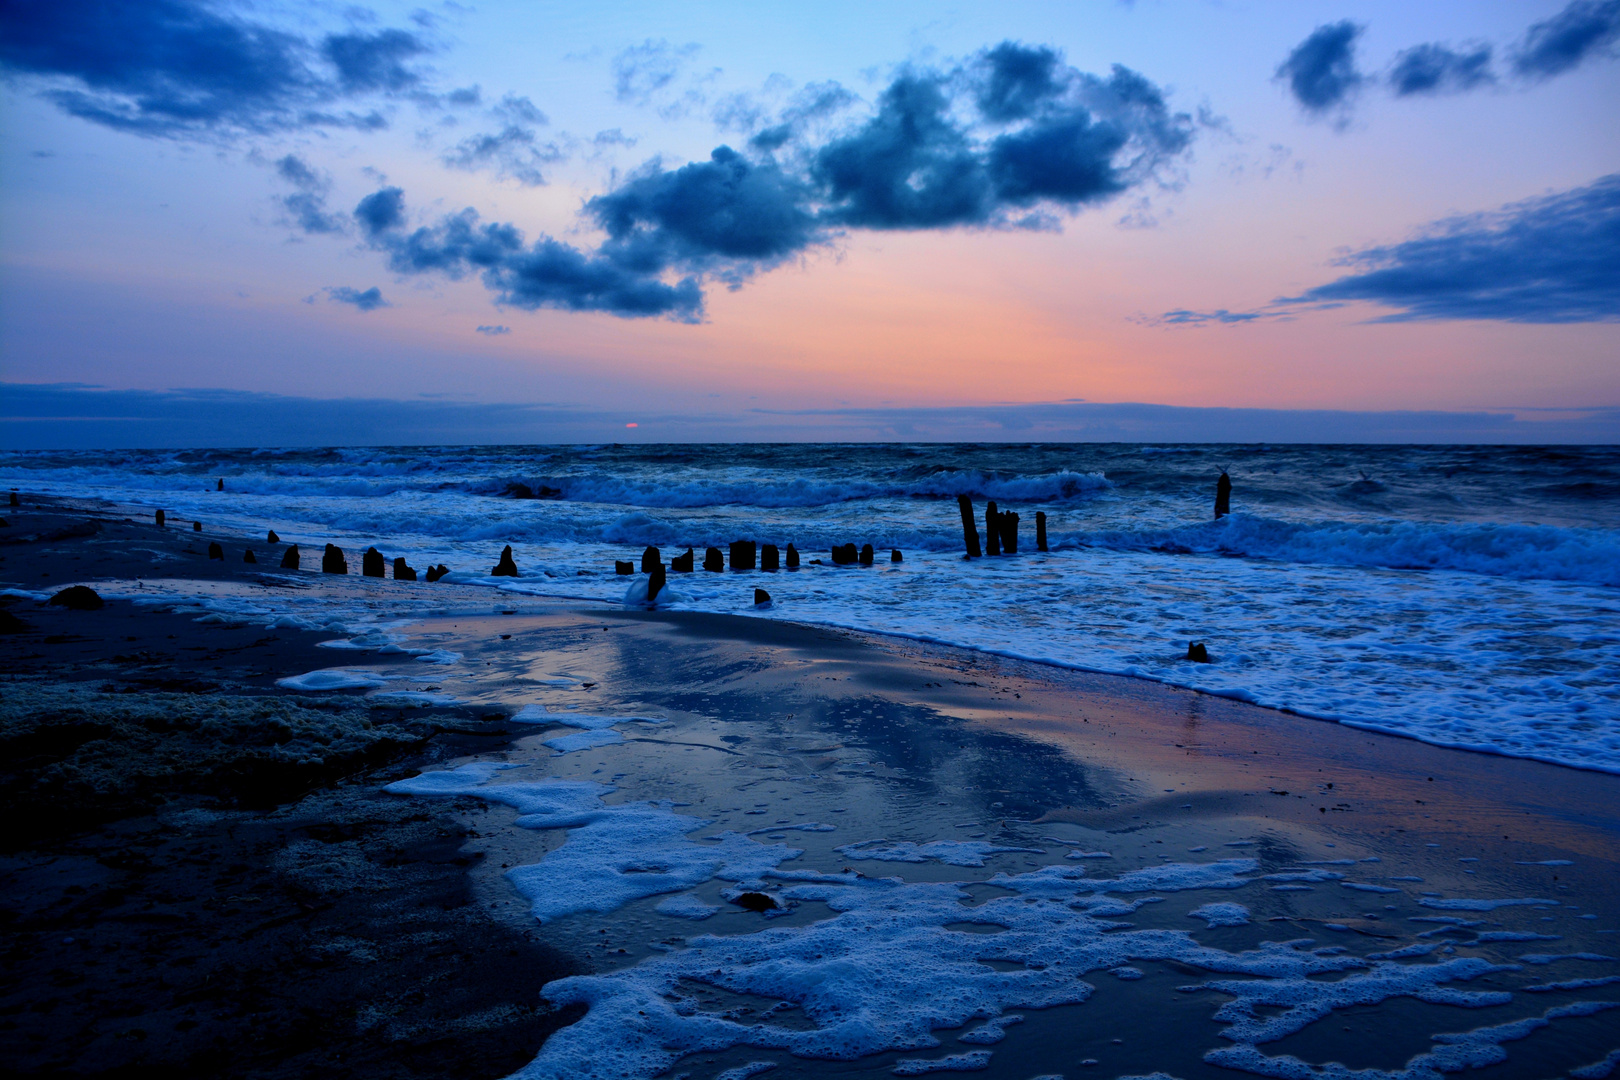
3 496 1617 1078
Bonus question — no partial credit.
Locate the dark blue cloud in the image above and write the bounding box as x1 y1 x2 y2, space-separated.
1291 173 1620 323
586 145 819 284
0 0 428 137
354 186 406 236
1388 43 1494 95
356 191 703 320
1514 0 1620 78
475 325 510 335
325 286 389 311
274 154 344 234
354 42 1192 321
1276 21 1365 115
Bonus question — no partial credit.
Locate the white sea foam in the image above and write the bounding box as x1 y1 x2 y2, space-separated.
275 668 392 690
836 840 1043 867
511 705 665 728
1189 903 1251 928
544 729 625 754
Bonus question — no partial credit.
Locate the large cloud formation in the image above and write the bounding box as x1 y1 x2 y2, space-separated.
358 43 1194 320
1293 173 1620 323
1514 0 1620 78
0 0 430 136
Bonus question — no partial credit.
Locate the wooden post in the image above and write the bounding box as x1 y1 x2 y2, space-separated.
985 501 1001 556
155 509 165 527
322 544 348 574
1215 471 1232 518
616 560 634 575
641 546 661 572
890 549 902 563
956 495 981 557
703 547 724 572
647 563 666 604
363 547 385 577
207 542 223 560
1036 511 1048 552
754 588 771 606
1000 512 1018 554
267 529 280 544
761 544 780 571
670 548 694 572
785 543 799 568
394 556 418 580
280 544 300 569
729 540 757 570
858 543 874 565
492 545 518 576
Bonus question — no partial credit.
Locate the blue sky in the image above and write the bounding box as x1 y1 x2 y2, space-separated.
2 1 1616 445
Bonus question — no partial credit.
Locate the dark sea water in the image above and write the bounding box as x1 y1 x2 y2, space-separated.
4 442 1617 771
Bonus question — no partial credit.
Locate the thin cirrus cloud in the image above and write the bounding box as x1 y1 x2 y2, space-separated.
348 43 1197 321
1278 2 1619 118
0 0 433 138
1155 174 1620 326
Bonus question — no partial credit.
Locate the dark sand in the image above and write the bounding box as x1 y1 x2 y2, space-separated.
2 496 1617 1079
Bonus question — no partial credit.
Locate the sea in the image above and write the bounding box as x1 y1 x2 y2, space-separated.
3 442 1617 774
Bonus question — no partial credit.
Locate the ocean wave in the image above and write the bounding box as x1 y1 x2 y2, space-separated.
1071 515 1620 587
475 468 1114 508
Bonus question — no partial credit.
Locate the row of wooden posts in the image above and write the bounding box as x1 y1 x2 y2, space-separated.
956 496 1048 558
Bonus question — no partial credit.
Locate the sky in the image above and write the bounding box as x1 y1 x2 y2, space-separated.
1 0 1617 446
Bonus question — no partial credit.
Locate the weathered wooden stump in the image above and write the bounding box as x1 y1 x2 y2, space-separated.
754 588 771 606
267 529 280 544
1036 511 1048 552
859 543 874 565
280 544 300 569
207 542 224 561
786 543 800 568
492 545 519 577
647 563 667 604
985 501 1001 556
394 556 417 581
155 509 165 527
243 549 257 564
1000 511 1019 554
425 564 450 582
761 544 780 571
322 544 348 574
1186 641 1210 663
1215 472 1232 518
891 549 903 563
956 495 981 557
641 546 661 573
831 543 857 565
362 547 386 577
192 521 202 532
729 540 757 570
615 560 635 575
671 548 694 573
703 547 724 572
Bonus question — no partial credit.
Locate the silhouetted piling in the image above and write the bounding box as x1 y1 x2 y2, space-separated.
216 478 223 491
703 547 724 572
729 540 757 570
956 495 981 558
363 547 385 578
754 588 771 606
155 509 165 527
831 543 857 565
1000 511 1019 555
1186 641 1210 663
281 545 300 569
425 564 450 582
267 529 280 544
641 546 661 573
1036 511 1047 552
891 549 902 563
394 556 417 581
615 560 634 575
207 542 223 561
7 491 17 507
985 501 1001 556
492 545 519 577
761 544 780 571
671 548 694 572
859 543 874 565
786 543 800 569
243 550 256 564
1215 471 1232 519
322 544 347 574
192 521 201 532
647 564 666 604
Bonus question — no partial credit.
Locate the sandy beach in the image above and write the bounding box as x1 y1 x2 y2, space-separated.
3 495 1617 1079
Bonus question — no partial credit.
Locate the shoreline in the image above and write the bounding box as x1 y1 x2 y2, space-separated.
3 495 1618 1078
